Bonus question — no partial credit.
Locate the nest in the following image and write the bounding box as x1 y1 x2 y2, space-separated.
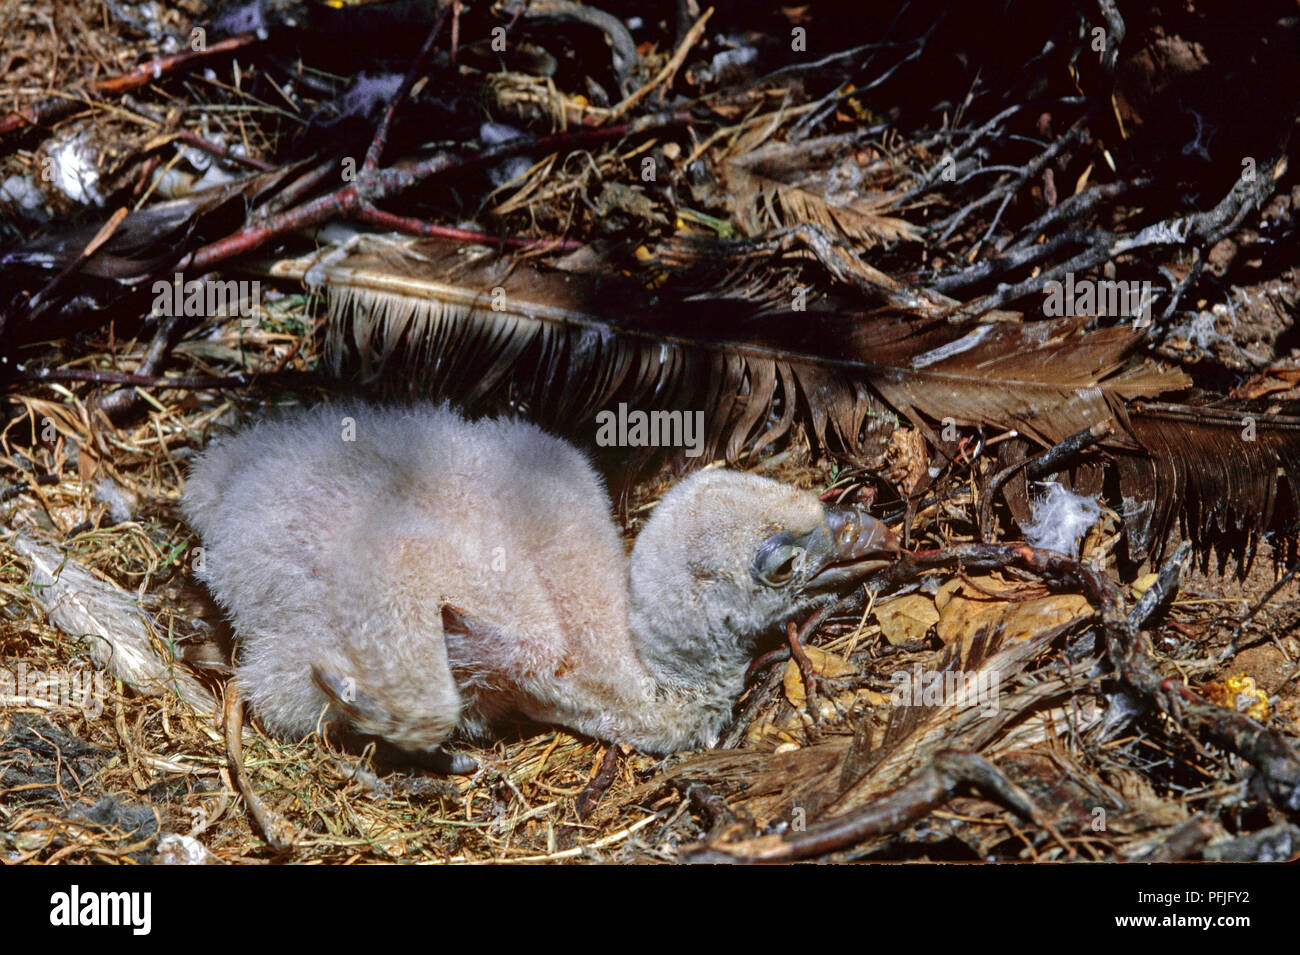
2 0 1299 863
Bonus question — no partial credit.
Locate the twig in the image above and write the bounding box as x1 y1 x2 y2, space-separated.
496 812 662 863
173 130 274 172
125 98 276 171
511 0 641 96
257 158 335 219
224 683 293 851
356 206 583 251
743 603 836 687
26 208 129 313
1000 180 1146 254
575 744 622 819
895 98 1085 205
673 779 756 842
0 35 261 137
730 602 840 749
362 4 451 176
1157 247 1205 324
607 6 713 122
690 750 1058 862
1128 542 1192 629
710 540 1300 859
947 154 1286 321
1142 814 1214 862
184 111 691 271
932 125 1088 246
95 313 187 419
1218 560 1300 663
1 473 60 503
786 619 824 735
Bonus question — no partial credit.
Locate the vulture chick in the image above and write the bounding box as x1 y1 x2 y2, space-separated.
183 403 898 768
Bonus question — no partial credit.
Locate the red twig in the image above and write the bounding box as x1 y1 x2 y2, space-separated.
174 130 274 172
356 206 582 251
184 110 690 271
0 34 261 137
362 5 451 176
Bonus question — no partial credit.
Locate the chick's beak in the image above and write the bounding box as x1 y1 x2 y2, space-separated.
804 503 901 591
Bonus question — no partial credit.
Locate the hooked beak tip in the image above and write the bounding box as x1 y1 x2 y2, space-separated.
827 504 900 560
806 504 900 588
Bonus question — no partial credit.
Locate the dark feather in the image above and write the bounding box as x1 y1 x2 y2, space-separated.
272 234 1295 566
1117 402 1300 567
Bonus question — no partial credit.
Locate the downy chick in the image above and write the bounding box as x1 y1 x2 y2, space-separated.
182 402 898 766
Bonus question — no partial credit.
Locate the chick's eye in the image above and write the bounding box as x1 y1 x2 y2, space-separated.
756 543 804 586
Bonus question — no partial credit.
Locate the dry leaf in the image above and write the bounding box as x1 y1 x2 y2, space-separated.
876 593 940 645
936 581 1091 646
